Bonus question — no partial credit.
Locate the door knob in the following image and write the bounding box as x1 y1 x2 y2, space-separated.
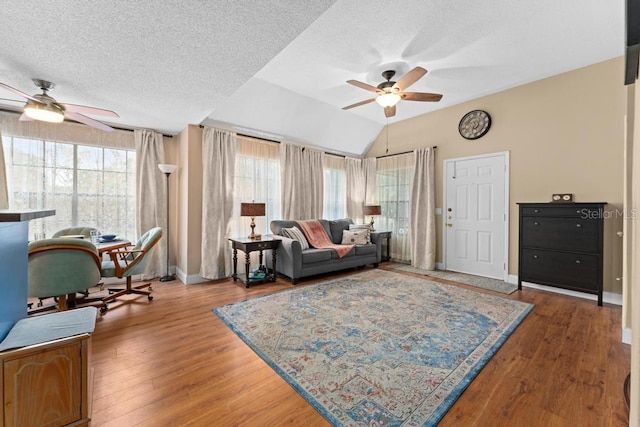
446 223 453 227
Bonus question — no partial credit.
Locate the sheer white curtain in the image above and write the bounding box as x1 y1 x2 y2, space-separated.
230 136 281 239
410 148 436 270
0 130 8 209
364 157 377 205
201 127 236 279
323 154 346 219
280 143 323 220
376 153 415 262
345 157 365 223
135 129 166 279
346 157 377 224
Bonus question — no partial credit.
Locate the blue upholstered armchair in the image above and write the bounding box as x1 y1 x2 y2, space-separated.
28 237 102 313
100 227 162 312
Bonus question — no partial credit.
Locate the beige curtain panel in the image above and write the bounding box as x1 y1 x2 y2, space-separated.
200 127 237 279
410 147 436 270
280 143 324 220
135 129 166 279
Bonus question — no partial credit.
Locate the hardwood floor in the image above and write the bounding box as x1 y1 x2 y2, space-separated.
87 265 630 426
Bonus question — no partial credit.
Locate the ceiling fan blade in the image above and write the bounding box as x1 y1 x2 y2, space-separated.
19 113 34 121
393 67 427 91
0 82 41 103
65 111 114 132
342 98 376 110
347 80 380 93
384 105 396 118
401 92 443 102
0 97 24 104
61 103 119 118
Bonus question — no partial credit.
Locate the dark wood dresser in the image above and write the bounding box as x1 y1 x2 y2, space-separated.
518 202 606 305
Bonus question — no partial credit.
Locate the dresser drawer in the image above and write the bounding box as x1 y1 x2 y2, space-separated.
520 249 599 291
521 206 602 218
521 217 599 252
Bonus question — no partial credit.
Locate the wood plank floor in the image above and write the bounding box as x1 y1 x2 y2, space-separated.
87 265 630 426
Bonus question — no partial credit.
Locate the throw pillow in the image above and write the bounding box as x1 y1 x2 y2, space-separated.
348 224 371 244
341 229 369 245
281 226 310 250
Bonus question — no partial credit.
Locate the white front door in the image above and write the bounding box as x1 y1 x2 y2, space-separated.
444 152 508 280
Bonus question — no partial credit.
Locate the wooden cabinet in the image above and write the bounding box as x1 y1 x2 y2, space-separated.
1 334 92 427
518 202 606 305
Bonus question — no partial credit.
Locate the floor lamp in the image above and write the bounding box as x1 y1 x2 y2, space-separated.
158 163 177 282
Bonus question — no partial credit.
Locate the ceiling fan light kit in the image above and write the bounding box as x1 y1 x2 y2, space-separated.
0 78 119 132
376 92 401 107
343 66 442 117
23 101 64 123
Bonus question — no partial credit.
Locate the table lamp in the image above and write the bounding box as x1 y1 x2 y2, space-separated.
241 201 266 240
363 205 381 231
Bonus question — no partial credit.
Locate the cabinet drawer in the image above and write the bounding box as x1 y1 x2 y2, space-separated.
521 206 602 218
521 217 598 252
520 249 599 291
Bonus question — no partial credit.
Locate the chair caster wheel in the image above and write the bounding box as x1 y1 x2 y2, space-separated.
100 305 108 314
148 295 153 301
148 286 153 291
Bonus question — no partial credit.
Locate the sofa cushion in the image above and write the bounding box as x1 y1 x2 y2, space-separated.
328 218 354 244
301 248 333 264
270 220 299 236
281 226 309 250
348 224 371 244
355 244 377 256
341 229 369 245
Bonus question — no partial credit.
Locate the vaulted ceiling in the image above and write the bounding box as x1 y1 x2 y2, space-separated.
0 1 624 156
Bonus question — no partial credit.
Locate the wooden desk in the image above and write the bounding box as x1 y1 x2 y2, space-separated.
229 237 280 288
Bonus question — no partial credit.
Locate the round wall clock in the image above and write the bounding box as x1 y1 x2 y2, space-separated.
458 110 491 140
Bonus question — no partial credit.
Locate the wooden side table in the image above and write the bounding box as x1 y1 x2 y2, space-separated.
229 237 281 288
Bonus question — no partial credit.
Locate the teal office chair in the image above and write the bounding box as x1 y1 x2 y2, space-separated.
52 226 99 238
28 238 103 313
100 227 162 312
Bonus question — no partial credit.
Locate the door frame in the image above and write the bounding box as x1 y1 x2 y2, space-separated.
442 151 510 281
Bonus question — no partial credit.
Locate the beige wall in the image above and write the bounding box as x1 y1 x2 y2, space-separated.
366 57 626 294
173 125 203 280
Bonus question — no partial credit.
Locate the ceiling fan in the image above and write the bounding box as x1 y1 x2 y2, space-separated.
0 79 119 132
342 66 442 118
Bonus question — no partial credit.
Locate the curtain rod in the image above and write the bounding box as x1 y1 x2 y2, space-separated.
198 124 347 157
376 146 437 159
0 107 173 138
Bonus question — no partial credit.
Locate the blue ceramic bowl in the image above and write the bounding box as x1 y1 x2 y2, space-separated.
100 234 117 242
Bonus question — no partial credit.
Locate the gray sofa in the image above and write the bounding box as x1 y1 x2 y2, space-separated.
266 218 383 284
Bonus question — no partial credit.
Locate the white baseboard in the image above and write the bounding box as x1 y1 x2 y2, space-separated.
622 328 632 345
175 267 209 285
507 274 518 285
435 262 444 270
518 280 622 306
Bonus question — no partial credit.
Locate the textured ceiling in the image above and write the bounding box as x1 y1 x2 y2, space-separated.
0 1 625 156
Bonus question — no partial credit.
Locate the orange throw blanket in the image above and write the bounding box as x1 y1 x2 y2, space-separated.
297 220 355 258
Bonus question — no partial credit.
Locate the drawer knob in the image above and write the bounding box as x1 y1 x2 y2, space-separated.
576 224 582 228
576 260 581 264
533 221 539 226
534 209 540 213
533 255 539 259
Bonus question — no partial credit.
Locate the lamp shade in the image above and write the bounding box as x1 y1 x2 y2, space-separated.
363 205 381 215
158 164 177 174
241 202 266 217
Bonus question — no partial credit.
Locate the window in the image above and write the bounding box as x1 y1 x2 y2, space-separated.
230 136 281 239
2 135 136 240
323 154 346 219
376 154 414 262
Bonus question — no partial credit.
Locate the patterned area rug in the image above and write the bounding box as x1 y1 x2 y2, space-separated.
387 263 517 295
214 269 532 426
